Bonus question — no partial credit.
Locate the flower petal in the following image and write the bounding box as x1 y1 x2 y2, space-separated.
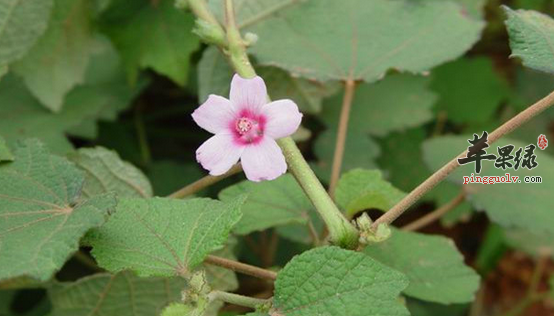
262 99 303 139
229 74 267 113
241 136 287 182
192 95 237 134
196 133 243 176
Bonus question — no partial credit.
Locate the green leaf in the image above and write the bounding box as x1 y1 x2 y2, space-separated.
0 38 143 154
272 246 409 316
88 196 244 277
0 136 14 162
335 169 405 218
504 6 554 74
377 128 431 192
219 174 313 235
0 0 53 67
49 271 183 316
407 298 469 316
101 0 200 85
65 35 147 139
320 74 437 137
504 228 554 258
197 46 339 114
423 136 554 235
217 0 483 82
0 139 116 281
313 129 380 183
68 147 153 199
431 57 510 124
364 229 480 304
12 0 94 112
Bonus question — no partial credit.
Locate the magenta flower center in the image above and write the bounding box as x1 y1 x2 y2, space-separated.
236 117 253 134
232 112 265 145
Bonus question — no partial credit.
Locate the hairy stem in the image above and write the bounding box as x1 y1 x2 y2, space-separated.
278 138 359 248
168 164 242 198
402 191 465 231
204 254 277 281
329 80 356 197
222 0 359 249
371 89 554 230
209 290 271 309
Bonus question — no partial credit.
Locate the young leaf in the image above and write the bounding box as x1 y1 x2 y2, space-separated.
219 174 313 235
0 0 53 68
364 229 480 304
0 136 14 162
214 0 483 82
272 246 409 316
431 57 510 124
161 303 195 316
423 136 554 235
198 46 339 114
320 75 437 137
49 271 183 316
335 169 405 218
504 6 554 74
12 0 94 112
0 139 116 281
100 0 200 86
88 197 244 277
68 147 153 198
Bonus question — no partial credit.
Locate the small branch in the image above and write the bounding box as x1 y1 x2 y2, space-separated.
371 89 554 230
528 253 549 296
168 164 242 199
328 79 356 197
307 220 321 246
469 284 486 316
204 255 277 281
209 290 271 309
263 230 279 267
432 110 448 137
402 191 465 231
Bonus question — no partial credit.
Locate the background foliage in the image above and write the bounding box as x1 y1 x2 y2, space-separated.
1 0 554 315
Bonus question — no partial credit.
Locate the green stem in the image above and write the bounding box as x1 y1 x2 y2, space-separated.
278 138 359 248
209 290 270 309
223 0 359 249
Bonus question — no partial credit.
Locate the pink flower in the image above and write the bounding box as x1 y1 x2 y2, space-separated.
192 74 302 182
